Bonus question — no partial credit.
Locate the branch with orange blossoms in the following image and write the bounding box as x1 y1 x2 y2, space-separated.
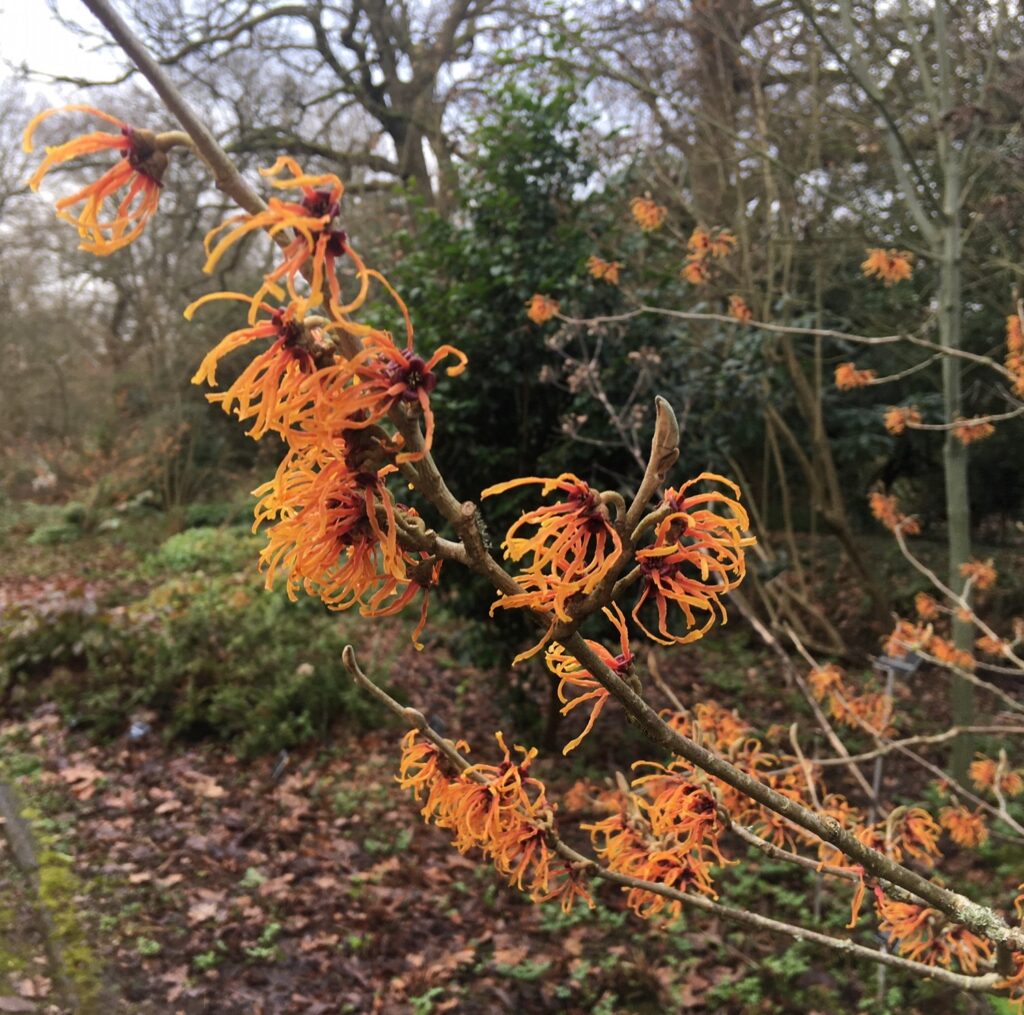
524 126 1024 1004
889 524 1024 675
894 405 1024 431
341 646 1003 995
777 609 1024 845
789 646 1024 843
644 656 889 890
558 632 1024 950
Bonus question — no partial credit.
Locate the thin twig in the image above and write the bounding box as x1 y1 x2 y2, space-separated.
767 725 1024 770
907 404 1024 430
556 305 1017 382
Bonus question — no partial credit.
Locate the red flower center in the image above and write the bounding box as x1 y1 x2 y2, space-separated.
387 353 438 402
302 188 340 221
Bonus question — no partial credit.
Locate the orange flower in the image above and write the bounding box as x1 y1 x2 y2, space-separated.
533 867 595 914
815 794 863 871
914 592 940 620
23 105 167 254
681 258 711 285
632 474 752 647
630 196 667 231
544 605 632 754
927 634 975 671
293 330 468 463
632 763 725 859
188 295 331 439
728 294 752 322
1009 314 1024 354
808 663 844 701
868 490 921 535
874 890 992 971
861 247 913 285
939 806 988 848
874 894 936 960
960 558 997 590
397 729 470 821
526 293 559 324
835 362 877 389
885 618 930 657
969 755 1024 797
680 226 735 285
483 474 624 659
585 762 727 918
201 156 354 319
691 701 750 753
688 227 711 254
343 333 467 462
251 443 439 644
894 807 941 866
1007 314 1024 398
587 256 622 285
952 418 995 444
709 229 737 259
439 734 579 904
828 686 895 736
687 226 735 259
396 731 588 910
806 663 847 700
884 405 922 435
976 634 1007 657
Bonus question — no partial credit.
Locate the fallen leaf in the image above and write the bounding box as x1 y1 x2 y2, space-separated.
187 901 219 925
101 790 137 810
162 965 188 1004
493 945 530 966
257 874 295 898
59 763 104 800
194 778 226 799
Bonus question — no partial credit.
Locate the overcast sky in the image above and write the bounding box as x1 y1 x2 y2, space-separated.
0 1 120 94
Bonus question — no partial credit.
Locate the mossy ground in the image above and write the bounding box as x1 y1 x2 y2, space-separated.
35 852 106 1013
0 749 110 1013
0 852 53 1006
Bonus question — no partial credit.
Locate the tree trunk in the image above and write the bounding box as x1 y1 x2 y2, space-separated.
934 0 974 782
939 152 974 781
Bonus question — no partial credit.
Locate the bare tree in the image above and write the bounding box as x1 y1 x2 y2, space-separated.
49 0 534 210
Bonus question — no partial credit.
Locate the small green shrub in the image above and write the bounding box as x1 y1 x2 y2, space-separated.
3 528 396 755
27 521 81 546
68 570 387 754
141 525 257 576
